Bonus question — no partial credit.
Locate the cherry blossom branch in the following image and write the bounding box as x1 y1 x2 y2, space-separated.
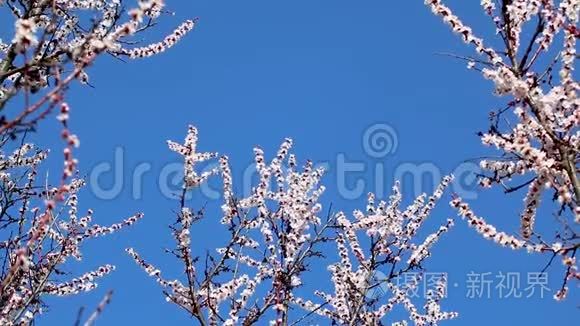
128 126 458 325
425 0 579 299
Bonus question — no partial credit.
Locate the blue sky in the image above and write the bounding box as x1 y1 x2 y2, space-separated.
30 0 576 325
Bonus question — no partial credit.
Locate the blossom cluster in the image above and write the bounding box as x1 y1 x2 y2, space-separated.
1 0 196 133
425 0 579 300
0 1 194 323
293 178 457 325
128 126 458 325
0 139 144 324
